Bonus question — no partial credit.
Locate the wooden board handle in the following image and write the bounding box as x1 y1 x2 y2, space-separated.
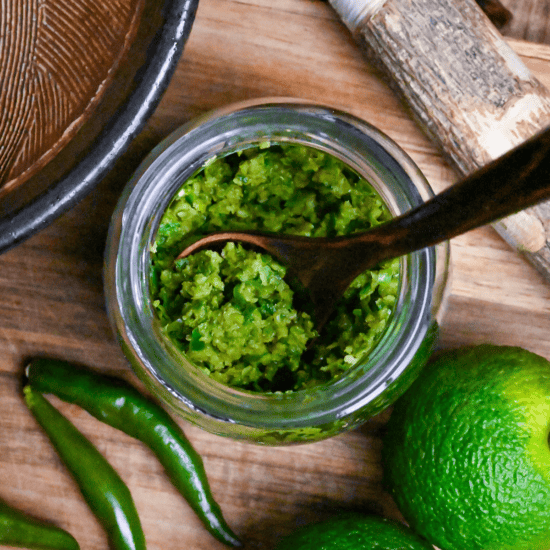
330 0 550 281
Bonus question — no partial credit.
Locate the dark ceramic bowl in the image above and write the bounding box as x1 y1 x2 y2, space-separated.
0 0 199 254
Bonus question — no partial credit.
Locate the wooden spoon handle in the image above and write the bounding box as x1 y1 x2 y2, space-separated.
355 126 550 265
474 0 512 28
330 0 550 280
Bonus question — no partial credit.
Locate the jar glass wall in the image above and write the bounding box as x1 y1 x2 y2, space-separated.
104 98 450 444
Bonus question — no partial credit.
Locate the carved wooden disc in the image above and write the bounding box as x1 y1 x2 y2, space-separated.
0 0 144 197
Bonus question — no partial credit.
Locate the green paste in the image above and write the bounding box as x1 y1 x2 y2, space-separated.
150 143 399 393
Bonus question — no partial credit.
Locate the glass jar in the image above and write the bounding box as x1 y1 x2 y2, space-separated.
104 98 450 444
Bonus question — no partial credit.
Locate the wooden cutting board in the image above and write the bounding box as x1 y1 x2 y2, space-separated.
1 0 550 549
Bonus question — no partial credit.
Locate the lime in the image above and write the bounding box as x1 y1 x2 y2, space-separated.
274 513 432 549
383 344 550 550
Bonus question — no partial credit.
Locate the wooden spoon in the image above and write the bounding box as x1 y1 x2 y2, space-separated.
177 126 550 333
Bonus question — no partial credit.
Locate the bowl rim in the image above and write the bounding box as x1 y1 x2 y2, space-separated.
0 0 199 255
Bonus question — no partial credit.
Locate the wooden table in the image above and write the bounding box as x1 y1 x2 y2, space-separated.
2 0 550 548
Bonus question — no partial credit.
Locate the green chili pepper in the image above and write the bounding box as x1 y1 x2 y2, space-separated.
26 358 241 547
23 386 146 550
0 497 79 550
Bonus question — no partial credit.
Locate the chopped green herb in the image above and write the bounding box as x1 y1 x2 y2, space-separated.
151 143 399 392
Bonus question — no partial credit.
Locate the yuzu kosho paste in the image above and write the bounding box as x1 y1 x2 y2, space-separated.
150 143 399 392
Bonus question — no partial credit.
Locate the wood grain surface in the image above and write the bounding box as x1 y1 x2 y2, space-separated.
1 0 550 549
502 0 550 42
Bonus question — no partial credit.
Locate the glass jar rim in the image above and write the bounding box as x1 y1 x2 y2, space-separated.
107 98 446 431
